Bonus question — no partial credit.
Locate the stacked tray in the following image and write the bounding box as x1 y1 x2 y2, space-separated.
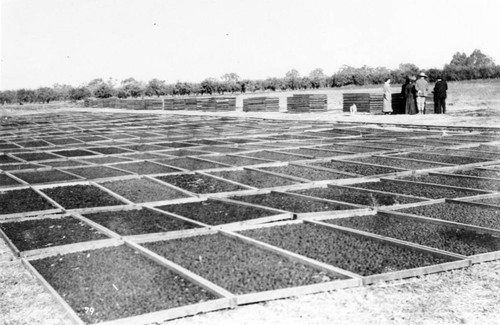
243 97 280 112
287 94 327 113
342 93 384 113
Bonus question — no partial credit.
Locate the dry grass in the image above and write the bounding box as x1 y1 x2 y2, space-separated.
0 240 72 325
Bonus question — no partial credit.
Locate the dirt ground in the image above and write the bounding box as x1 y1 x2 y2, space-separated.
1 101 500 325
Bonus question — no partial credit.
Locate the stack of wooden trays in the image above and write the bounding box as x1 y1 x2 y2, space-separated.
84 96 238 112
287 94 327 113
200 97 236 111
342 93 384 113
224 96 237 111
163 98 174 110
102 98 112 108
197 97 210 110
108 99 117 108
91 99 104 108
185 98 198 110
243 97 280 112
202 98 223 111
144 99 163 110
116 99 128 109
173 98 186 110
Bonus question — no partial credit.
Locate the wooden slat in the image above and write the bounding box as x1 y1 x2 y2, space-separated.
0 208 62 222
144 205 210 229
124 227 216 244
468 251 500 264
97 298 234 325
445 198 500 209
362 259 471 285
215 213 294 231
235 278 360 305
23 238 123 260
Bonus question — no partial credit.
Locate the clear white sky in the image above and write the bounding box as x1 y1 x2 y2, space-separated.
1 0 500 90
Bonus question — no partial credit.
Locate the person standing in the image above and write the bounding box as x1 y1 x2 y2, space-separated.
382 78 392 115
404 76 417 115
433 76 448 114
415 72 429 114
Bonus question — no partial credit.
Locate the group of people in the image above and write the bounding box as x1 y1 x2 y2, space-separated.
382 73 448 115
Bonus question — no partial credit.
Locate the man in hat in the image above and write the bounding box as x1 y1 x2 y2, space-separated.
433 76 448 114
415 72 429 114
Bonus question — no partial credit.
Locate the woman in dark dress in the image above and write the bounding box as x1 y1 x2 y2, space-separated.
404 76 417 115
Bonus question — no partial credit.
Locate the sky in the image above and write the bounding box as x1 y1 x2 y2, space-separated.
1 0 500 90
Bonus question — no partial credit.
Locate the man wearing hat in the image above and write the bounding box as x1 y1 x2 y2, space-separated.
415 72 429 114
433 76 448 114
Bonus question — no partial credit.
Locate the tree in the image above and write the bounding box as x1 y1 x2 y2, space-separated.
285 69 301 90
87 78 105 93
93 84 114 98
16 89 36 104
221 73 240 93
0 90 17 104
263 78 279 91
145 79 166 97
309 68 327 89
120 78 145 98
370 66 392 84
87 78 116 98
69 87 91 101
398 63 420 80
190 83 202 96
173 81 192 96
331 65 356 87
443 49 497 80
467 49 495 78
52 84 73 101
467 49 495 67
200 78 218 95
35 87 57 103
221 73 240 83
299 76 311 89
449 52 468 67
425 68 442 82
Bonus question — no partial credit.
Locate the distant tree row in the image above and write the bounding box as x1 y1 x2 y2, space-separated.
1 49 499 104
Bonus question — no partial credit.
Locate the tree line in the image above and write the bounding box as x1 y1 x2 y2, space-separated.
1 49 499 105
